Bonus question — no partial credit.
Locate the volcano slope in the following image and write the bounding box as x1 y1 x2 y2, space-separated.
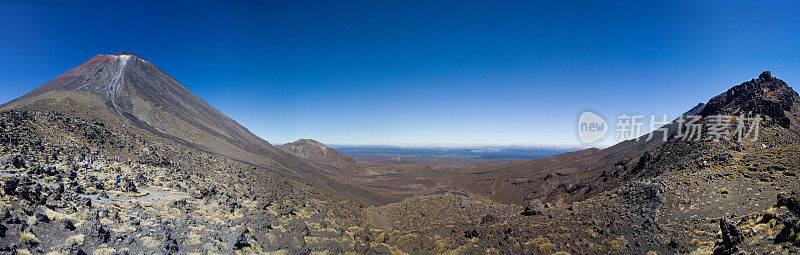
0 52 394 254
0 52 392 206
1 51 799 255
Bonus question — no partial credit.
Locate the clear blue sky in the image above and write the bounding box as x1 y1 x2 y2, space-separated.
1 0 799 145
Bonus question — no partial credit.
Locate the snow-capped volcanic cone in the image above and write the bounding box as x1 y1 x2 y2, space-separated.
3 52 282 162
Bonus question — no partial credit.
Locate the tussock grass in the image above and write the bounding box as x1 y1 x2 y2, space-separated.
65 234 85 245
19 231 39 244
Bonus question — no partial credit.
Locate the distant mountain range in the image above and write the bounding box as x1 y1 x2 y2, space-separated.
330 144 578 162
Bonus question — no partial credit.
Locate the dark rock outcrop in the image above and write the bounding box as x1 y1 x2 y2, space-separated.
521 199 544 216
700 71 800 129
228 227 250 250
777 192 800 214
713 218 743 255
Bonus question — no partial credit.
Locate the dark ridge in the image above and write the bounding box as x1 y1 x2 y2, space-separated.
699 71 799 128
759 70 772 80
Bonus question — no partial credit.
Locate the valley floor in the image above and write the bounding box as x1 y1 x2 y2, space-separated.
2 148 800 255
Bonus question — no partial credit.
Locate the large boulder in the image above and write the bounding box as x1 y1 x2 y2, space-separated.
521 199 544 216
713 218 743 255
162 230 179 253
61 219 76 231
2 178 19 195
79 220 110 243
619 178 666 224
11 155 25 169
0 157 10 169
777 192 800 214
228 227 250 250
60 237 87 255
34 211 50 224
122 180 137 193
